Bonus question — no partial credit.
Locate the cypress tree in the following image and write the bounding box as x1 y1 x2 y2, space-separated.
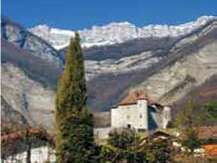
55 33 94 163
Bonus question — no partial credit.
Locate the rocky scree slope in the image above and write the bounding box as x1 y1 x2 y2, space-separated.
1 60 55 130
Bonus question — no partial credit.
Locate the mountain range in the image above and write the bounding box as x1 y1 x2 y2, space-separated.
1 16 217 130
30 16 216 50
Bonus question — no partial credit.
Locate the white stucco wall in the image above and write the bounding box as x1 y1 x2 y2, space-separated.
111 99 148 130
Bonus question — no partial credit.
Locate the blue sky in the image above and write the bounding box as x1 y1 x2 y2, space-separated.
2 0 217 30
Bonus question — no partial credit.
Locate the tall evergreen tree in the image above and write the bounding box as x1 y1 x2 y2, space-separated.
55 33 94 163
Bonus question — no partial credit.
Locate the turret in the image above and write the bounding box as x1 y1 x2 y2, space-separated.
137 98 148 130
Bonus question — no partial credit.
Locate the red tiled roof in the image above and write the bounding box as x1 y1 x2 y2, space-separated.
203 144 217 157
1 127 55 146
119 90 150 106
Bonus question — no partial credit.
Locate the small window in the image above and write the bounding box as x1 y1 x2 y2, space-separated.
127 124 131 128
139 114 143 118
127 115 130 119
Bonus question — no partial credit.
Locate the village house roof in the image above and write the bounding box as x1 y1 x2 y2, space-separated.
203 144 217 157
1 127 54 146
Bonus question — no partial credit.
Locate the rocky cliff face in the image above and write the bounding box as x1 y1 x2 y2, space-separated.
1 16 217 130
1 17 63 68
1 96 28 129
87 20 217 111
2 62 55 130
135 21 217 105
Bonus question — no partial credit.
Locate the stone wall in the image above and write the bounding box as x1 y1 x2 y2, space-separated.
94 127 112 139
93 111 111 128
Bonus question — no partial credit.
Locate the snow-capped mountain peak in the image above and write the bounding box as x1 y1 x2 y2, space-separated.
29 16 216 50
30 24 75 50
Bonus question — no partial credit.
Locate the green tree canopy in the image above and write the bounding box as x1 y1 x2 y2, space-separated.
55 33 95 163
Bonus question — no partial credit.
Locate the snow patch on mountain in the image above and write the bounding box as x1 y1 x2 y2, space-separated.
29 16 216 50
29 24 75 50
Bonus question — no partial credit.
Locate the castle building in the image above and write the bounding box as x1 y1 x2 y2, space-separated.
94 90 172 139
111 90 171 131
